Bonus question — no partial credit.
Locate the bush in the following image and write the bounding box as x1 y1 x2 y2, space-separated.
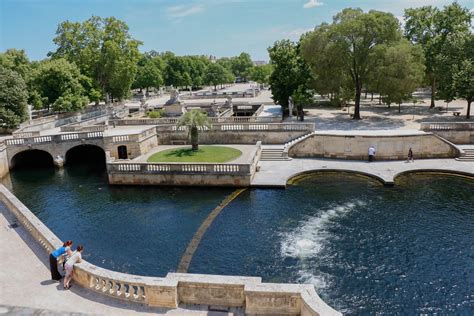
147 109 165 118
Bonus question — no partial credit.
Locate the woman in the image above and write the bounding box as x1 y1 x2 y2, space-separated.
49 240 73 281
64 245 84 289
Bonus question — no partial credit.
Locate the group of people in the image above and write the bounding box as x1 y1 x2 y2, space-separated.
49 240 84 289
368 146 415 163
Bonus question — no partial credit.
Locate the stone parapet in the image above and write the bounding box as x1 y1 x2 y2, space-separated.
0 183 341 315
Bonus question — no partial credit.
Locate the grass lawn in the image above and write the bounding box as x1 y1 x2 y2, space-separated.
147 146 242 163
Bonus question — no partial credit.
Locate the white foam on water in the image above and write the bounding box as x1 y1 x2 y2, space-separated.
280 199 367 289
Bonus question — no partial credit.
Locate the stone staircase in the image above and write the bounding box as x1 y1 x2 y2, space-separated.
456 148 474 162
260 146 289 161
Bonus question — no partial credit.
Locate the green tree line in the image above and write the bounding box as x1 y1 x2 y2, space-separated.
268 2 473 119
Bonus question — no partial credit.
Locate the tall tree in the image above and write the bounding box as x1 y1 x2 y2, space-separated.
375 40 425 112
50 16 141 102
133 54 164 93
301 8 400 119
437 32 474 119
268 40 310 109
30 58 89 112
231 52 254 81
0 66 28 129
0 49 31 81
177 109 211 151
204 63 234 90
249 64 273 85
404 2 472 108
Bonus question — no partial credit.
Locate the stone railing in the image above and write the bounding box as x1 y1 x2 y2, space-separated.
5 131 104 147
0 183 340 315
109 127 156 144
156 123 315 133
420 122 474 131
12 131 41 138
181 90 259 100
60 125 108 133
110 116 282 126
0 142 6 152
108 162 251 175
253 104 265 117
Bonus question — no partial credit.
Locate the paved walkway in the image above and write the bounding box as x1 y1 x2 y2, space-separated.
0 204 237 316
252 158 474 187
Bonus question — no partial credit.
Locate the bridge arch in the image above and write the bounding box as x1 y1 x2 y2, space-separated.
65 144 106 167
10 149 54 169
286 169 388 186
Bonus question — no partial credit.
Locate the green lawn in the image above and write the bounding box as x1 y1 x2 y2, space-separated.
147 146 242 163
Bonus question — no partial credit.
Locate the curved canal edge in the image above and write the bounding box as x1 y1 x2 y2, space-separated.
177 188 247 273
0 184 341 315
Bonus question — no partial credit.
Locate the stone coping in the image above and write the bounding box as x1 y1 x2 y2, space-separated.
0 184 341 316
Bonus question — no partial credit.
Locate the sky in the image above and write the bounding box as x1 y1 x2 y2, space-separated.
1 0 472 61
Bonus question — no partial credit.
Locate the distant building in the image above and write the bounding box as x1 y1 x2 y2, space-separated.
253 60 268 66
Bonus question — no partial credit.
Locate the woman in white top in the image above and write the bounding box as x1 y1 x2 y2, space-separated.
64 245 84 289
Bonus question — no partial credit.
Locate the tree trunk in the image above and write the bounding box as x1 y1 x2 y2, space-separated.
364 89 368 99
191 127 198 151
398 102 401 113
371 92 374 101
467 99 472 119
430 78 436 109
353 79 361 120
378 95 382 105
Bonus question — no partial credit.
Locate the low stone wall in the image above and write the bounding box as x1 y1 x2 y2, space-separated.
0 143 9 178
108 144 262 187
0 184 341 315
157 123 314 145
288 132 459 160
420 122 474 144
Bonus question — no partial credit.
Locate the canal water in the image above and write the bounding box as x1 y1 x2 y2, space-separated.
3 164 473 315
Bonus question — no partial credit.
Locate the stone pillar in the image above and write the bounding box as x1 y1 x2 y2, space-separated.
53 155 64 168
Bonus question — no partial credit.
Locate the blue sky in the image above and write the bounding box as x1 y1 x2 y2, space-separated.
1 0 472 61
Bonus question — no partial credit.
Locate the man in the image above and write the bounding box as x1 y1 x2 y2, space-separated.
368 146 376 162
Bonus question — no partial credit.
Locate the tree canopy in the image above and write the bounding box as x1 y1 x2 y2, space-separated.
0 66 28 129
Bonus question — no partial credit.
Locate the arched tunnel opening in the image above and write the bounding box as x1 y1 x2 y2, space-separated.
65 145 106 170
10 150 54 169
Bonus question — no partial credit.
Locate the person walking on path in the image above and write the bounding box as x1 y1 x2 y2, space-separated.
407 147 414 162
64 245 84 289
368 146 376 162
49 240 73 281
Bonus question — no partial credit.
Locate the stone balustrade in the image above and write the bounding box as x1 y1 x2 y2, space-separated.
109 162 250 175
60 125 107 133
420 122 474 131
5 131 104 147
156 123 315 133
110 116 282 126
0 183 341 315
12 131 41 138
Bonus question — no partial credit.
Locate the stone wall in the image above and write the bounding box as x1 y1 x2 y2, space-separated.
288 132 459 160
0 144 9 178
104 130 158 160
420 122 474 144
0 183 341 315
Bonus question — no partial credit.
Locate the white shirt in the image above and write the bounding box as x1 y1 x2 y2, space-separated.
368 147 376 156
65 251 82 266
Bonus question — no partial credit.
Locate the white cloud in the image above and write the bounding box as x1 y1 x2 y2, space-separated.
303 0 323 9
166 4 204 19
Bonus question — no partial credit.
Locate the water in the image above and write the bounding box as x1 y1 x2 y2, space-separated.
4 166 474 315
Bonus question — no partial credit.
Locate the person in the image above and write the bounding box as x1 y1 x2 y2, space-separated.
63 245 84 289
407 147 414 162
49 240 73 281
368 146 376 162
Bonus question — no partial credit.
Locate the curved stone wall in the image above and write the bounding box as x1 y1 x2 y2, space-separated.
0 184 341 316
288 132 459 160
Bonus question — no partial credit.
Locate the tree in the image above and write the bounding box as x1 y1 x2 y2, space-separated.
0 49 31 81
164 55 192 88
404 2 472 108
205 63 234 90
249 64 273 84
133 54 164 93
50 16 142 102
301 8 401 119
268 40 310 109
376 39 425 112
437 32 474 119
0 66 28 129
177 109 211 151
30 58 89 112
231 52 254 81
